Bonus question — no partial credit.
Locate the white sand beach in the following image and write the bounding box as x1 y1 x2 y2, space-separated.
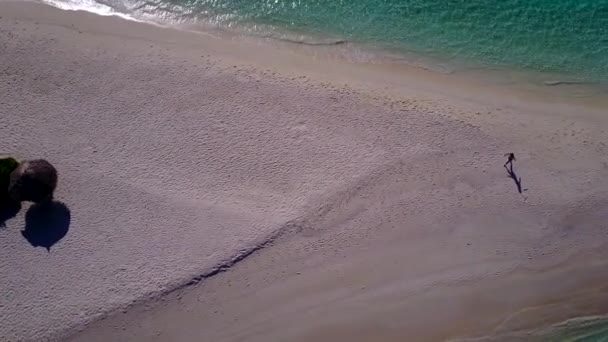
1 2 608 341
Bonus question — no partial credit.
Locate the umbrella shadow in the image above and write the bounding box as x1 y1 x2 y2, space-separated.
0 157 21 228
22 201 71 251
0 200 21 228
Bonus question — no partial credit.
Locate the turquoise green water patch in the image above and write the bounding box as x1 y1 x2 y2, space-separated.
137 0 608 82
537 316 608 342
450 316 608 342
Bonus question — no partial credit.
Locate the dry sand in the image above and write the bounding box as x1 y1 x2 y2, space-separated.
1 2 608 341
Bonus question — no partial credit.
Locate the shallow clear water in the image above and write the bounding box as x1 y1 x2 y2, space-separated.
70 0 608 82
545 317 608 341
46 0 608 82
453 316 608 341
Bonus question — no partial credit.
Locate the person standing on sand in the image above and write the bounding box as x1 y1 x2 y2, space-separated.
504 153 516 169
503 153 523 194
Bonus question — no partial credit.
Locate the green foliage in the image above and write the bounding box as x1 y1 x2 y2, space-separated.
0 157 19 201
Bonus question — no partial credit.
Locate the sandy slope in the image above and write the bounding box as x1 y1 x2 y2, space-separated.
1 2 608 341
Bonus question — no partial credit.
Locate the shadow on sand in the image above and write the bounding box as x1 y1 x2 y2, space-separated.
505 163 523 194
0 157 20 227
21 201 71 251
504 153 523 194
0 200 21 228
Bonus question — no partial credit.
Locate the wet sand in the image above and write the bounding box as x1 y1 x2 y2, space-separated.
1 2 608 341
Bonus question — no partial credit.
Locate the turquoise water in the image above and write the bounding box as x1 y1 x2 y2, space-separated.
113 0 608 82
452 315 608 341
50 0 608 82
545 317 608 341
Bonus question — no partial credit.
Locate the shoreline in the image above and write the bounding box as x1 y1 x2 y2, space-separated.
39 0 608 93
32 0 608 111
70 247 608 341
1 2 608 341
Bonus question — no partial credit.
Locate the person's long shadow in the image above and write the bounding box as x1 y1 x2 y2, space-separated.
504 163 523 194
22 201 71 251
